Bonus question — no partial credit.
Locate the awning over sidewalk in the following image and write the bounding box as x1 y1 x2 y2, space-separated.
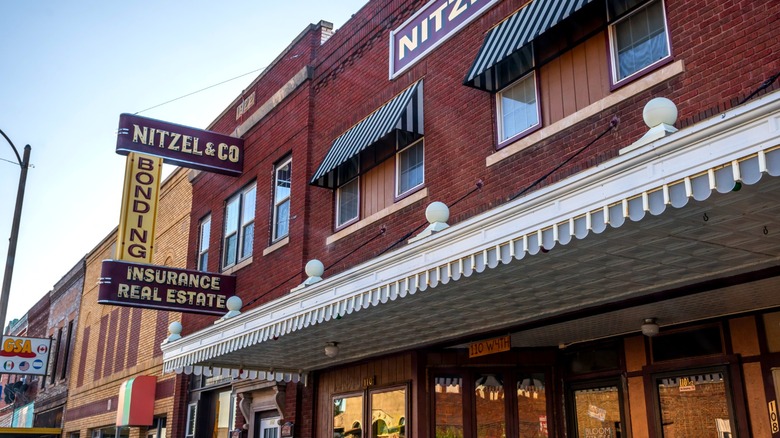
163 92 780 380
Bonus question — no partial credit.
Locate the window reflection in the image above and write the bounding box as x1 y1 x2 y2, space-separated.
573 386 622 438
334 394 363 438
475 374 505 438
517 374 547 437
435 377 464 438
371 388 406 438
656 372 732 437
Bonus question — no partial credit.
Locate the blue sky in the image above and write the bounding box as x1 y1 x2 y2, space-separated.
0 0 367 329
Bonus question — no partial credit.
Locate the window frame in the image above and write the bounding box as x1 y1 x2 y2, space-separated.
395 138 425 198
607 0 672 87
496 71 542 147
198 214 211 271
565 377 627 438
368 384 409 438
332 391 365 438
335 176 360 229
185 403 197 438
222 183 256 270
272 156 292 242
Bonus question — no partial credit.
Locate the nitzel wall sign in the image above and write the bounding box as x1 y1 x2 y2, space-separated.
389 0 499 78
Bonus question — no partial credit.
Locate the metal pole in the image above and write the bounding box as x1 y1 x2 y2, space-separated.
0 128 31 333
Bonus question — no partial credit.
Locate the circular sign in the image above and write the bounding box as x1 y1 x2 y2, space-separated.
3 361 14 371
37 345 48 354
19 361 29 371
32 359 43 370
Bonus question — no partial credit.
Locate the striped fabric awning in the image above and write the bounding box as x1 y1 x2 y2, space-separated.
311 80 423 188
464 0 594 91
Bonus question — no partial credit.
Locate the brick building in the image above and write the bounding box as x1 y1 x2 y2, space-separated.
163 0 780 437
63 167 192 438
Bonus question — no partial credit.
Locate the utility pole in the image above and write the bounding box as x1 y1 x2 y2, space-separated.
0 128 31 334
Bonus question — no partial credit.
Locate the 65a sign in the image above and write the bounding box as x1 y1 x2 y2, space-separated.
0 336 52 376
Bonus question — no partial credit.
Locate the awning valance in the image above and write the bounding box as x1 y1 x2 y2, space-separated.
464 0 593 91
311 81 423 188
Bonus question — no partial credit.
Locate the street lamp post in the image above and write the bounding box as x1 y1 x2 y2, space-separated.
0 128 31 334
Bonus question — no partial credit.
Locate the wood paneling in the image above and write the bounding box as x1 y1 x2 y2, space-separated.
361 159 395 217
540 32 610 125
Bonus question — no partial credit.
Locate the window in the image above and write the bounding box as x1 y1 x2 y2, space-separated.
61 320 73 380
255 412 281 438
497 73 540 143
273 158 292 241
198 215 211 271
609 0 670 83
568 382 625 438
475 374 506 438
370 387 406 438
396 139 424 196
434 377 464 438
216 390 235 438
333 393 363 438
223 184 256 269
517 374 547 437
185 403 197 438
336 178 360 228
51 327 62 384
654 368 735 437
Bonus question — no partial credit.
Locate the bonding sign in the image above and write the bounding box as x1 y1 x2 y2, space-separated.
116 113 244 176
389 0 499 78
0 336 52 376
117 153 162 263
98 260 237 315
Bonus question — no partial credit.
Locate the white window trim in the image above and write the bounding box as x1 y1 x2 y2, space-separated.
496 71 541 145
272 157 292 242
336 176 360 229
222 183 256 270
185 403 197 438
197 215 211 271
608 0 672 86
395 138 425 198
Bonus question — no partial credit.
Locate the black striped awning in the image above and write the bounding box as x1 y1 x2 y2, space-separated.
311 80 423 187
464 0 594 91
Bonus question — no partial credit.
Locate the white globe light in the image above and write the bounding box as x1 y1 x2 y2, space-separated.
305 259 324 278
426 201 449 224
643 97 677 128
226 296 243 311
168 321 183 335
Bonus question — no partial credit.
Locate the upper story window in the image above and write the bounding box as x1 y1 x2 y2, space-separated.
273 157 292 241
396 138 425 197
312 81 425 231
198 215 211 271
337 178 360 227
497 72 540 143
223 183 256 269
609 0 671 83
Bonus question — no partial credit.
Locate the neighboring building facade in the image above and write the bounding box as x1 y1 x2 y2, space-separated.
0 259 84 437
0 315 30 428
161 0 780 437
34 259 85 431
64 167 192 438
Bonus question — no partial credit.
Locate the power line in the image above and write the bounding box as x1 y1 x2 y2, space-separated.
134 66 267 115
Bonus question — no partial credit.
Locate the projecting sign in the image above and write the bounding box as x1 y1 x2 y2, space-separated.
116 153 162 263
98 259 236 315
389 0 499 78
0 336 52 376
116 113 244 176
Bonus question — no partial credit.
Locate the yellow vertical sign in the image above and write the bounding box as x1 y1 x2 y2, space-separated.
116 152 163 263
770 400 779 434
